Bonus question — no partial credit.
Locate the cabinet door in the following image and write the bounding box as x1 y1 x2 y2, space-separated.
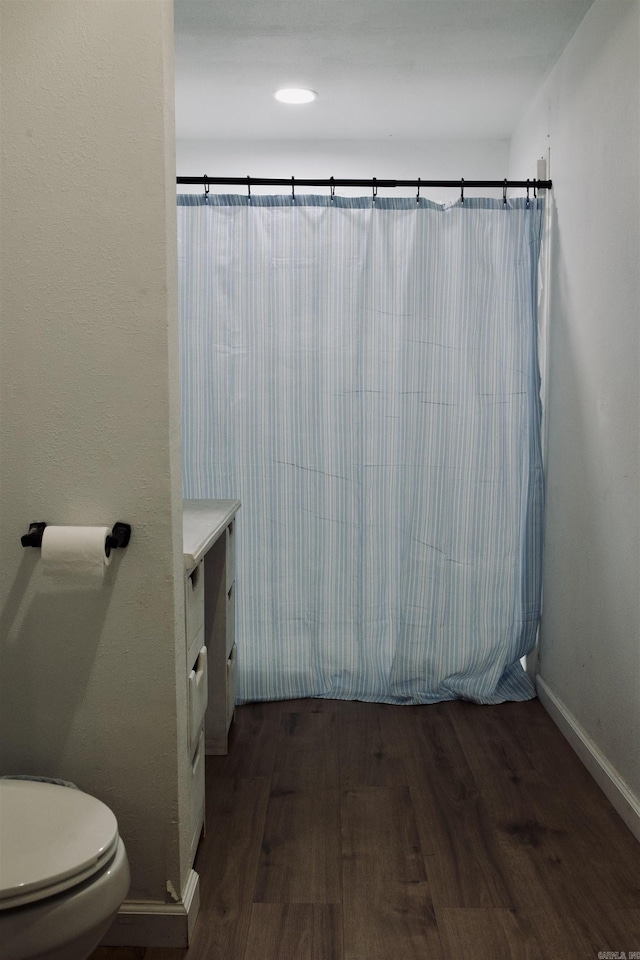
225 582 235 659
226 643 237 728
189 728 205 863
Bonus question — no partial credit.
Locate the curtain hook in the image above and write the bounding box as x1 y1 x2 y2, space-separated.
526 178 530 207
534 179 538 199
330 176 335 202
372 178 377 203
203 174 210 200
291 176 295 203
503 179 508 206
247 175 251 202
416 177 421 204
460 178 464 205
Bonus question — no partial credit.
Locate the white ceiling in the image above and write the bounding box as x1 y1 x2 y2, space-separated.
174 0 594 142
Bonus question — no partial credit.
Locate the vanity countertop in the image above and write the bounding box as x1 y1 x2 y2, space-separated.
183 499 241 570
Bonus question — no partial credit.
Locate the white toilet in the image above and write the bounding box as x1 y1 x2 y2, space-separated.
0 778 130 960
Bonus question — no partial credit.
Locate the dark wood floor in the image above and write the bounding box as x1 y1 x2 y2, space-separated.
92 697 640 960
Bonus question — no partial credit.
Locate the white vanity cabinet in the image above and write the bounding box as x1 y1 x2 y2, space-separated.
183 499 241 748
183 499 240 863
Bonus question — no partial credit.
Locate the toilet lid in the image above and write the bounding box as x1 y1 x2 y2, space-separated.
0 780 120 909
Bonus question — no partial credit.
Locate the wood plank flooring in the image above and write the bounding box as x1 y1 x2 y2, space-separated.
91 697 640 960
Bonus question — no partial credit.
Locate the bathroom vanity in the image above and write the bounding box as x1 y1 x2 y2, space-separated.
183 499 240 865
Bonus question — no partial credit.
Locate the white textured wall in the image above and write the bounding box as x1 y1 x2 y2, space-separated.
509 1 640 803
177 138 511 199
0 1 189 901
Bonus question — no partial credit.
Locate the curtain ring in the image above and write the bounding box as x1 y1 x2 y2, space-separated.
203 174 210 199
503 179 508 205
526 178 530 207
372 178 377 203
330 176 335 202
460 178 464 205
247 175 251 202
534 180 538 199
291 176 295 203
416 177 421 204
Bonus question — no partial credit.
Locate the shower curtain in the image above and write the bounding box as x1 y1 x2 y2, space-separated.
177 194 544 705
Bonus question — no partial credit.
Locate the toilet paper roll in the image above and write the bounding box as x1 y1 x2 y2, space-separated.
41 526 112 576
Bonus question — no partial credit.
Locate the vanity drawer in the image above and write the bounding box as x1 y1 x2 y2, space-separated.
185 559 205 643
225 520 236 592
186 622 204 675
189 727 205 865
188 646 208 756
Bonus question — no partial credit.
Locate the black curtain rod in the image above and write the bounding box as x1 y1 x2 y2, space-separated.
177 176 551 190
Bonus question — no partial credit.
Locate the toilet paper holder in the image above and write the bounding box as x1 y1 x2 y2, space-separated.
21 521 132 555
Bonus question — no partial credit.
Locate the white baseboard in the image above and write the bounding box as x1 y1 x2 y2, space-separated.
536 676 640 843
100 868 200 948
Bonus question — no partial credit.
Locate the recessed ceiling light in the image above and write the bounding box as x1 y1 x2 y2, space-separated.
274 88 317 105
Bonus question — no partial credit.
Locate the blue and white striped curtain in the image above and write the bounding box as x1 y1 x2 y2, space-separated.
177 194 544 705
